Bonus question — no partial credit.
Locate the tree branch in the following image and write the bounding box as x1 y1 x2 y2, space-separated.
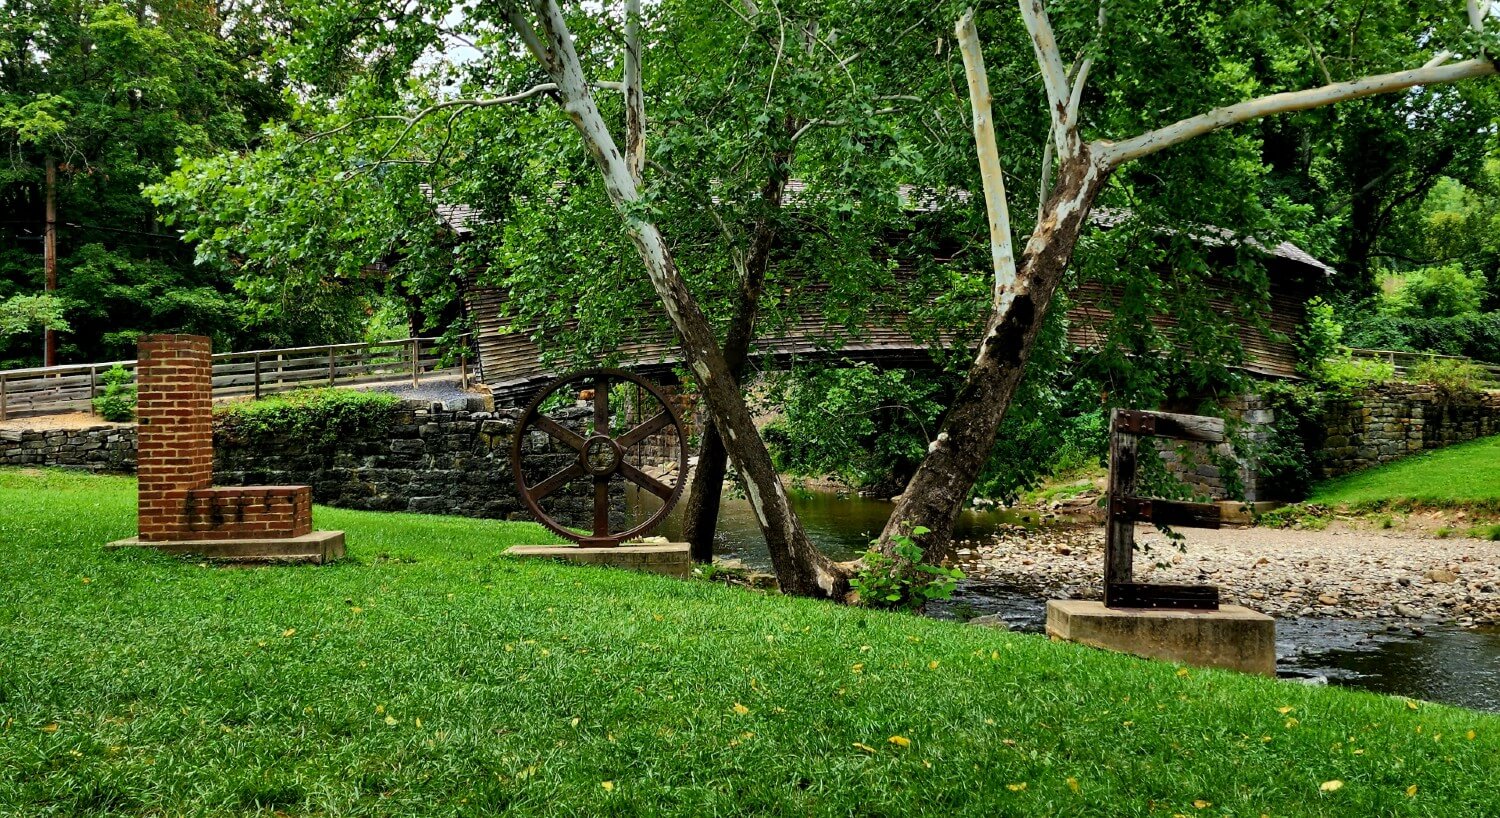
1096 58 1497 167
1018 0 1074 159
623 0 645 185
956 8 1017 314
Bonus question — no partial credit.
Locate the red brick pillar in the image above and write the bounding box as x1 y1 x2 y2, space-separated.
136 335 213 542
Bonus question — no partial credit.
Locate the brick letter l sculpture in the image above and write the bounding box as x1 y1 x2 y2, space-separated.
107 334 345 563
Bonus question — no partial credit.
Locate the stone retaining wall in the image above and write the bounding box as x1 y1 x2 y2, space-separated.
0 399 608 528
1316 385 1500 479
0 424 136 471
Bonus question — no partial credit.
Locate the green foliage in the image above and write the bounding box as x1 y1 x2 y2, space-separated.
0 293 69 340
1255 503 1335 530
1296 297 1342 377
1319 353 1397 389
1 0 296 365
215 389 401 448
1386 264 1487 318
91 364 136 422
1408 357 1490 391
849 527 963 612
764 363 946 495
1254 381 1331 502
1342 309 1500 365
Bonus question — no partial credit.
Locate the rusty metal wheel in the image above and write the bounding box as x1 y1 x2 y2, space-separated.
511 368 688 546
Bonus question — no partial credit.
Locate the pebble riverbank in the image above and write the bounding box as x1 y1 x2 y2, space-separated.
954 523 1500 630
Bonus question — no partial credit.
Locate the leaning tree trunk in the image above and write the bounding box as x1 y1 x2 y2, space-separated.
510 2 851 598
879 149 1111 560
681 149 791 562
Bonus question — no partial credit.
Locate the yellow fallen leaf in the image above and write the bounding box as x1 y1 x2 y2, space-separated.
376 705 385 714
652 614 663 622
1285 718 1300 729
928 660 940 670
80 577 92 584
1193 799 1211 809
851 663 864 673
601 781 614 792
732 703 750 716
1176 668 1190 677
1406 784 1418 797
1066 777 1080 793
281 628 296 638
571 717 581 727
888 735 911 748
1276 706 1295 715
384 715 397 726
852 742 876 754
351 606 363 614
40 723 58 733
1466 730 1477 740
1319 780 1344 793
1006 782 1026 792
414 717 422 729
1406 699 1419 710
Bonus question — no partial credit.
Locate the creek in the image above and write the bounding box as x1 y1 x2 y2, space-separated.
629 484 1500 713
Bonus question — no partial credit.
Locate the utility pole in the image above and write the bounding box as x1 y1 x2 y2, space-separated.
44 157 58 367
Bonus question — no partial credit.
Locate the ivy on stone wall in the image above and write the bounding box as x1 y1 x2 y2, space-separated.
215 389 402 448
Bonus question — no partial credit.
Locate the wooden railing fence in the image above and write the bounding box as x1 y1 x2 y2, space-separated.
0 336 469 421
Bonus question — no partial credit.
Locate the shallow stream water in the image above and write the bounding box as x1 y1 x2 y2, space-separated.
629 484 1500 712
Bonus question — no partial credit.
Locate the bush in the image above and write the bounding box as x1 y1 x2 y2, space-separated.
1318 352 1396 389
849 527 963 612
1343 310 1500 365
216 388 402 447
91 365 136 422
1408 357 1489 392
1387 264 1486 319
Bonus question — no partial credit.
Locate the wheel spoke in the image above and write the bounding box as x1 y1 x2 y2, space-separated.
593 375 609 435
534 415 585 451
529 462 586 500
616 411 673 448
619 460 673 500
592 477 610 537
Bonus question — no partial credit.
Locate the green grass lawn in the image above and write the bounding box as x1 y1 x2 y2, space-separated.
2 468 1497 817
1311 434 1500 509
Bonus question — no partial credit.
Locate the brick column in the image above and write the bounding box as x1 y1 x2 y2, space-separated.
136 334 213 542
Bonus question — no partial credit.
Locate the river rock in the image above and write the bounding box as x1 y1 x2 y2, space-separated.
1318 594 1340 606
1424 568 1460 583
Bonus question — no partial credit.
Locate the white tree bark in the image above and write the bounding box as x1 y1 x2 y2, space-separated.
623 0 645 185
1018 0 1076 159
1097 59 1497 167
956 9 1017 314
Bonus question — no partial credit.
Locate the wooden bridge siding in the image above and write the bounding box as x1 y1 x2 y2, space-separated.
1066 279 1306 379
463 277 1307 396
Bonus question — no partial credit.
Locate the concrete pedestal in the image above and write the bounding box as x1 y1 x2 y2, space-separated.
1046 599 1276 676
505 543 691 578
107 530 345 564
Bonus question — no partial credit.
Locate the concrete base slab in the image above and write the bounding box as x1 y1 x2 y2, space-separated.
106 531 345 564
1046 599 1276 676
505 543 691 578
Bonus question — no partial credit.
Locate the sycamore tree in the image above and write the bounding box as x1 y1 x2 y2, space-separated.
481 0 1495 598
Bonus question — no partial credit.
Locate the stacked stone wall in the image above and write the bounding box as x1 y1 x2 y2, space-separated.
0 424 135 471
1316 385 1500 479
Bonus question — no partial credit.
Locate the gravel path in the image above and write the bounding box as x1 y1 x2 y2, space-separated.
955 524 1500 629
360 375 479 406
